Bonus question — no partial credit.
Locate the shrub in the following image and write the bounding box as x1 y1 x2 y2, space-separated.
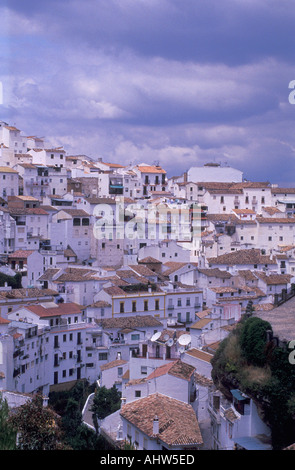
240 316 272 367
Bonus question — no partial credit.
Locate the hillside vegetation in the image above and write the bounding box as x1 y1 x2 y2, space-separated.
211 315 295 449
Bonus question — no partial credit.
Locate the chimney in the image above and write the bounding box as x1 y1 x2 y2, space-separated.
153 415 159 435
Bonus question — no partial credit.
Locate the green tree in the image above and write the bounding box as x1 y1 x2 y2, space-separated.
91 385 121 430
8 393 65 450
0 393 17 450
240 316 272 367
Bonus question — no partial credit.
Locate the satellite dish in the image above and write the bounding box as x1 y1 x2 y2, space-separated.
150 332 161 342
179 346 185 354
166 338 174 347
178 334 191 346
163 334 170 341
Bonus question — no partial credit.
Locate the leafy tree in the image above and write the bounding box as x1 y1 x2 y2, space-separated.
0 393 17 450
0 272 22 289
8 393 65 450
91 385 121 430
240 316 272 367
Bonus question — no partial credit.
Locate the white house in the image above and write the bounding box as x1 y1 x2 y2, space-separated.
187 163 243 184
208 388 272 450
120 392 203 450
0 166 19 200
122 359 197 413
8 249 44 288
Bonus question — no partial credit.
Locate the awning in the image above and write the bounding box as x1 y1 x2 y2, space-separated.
230 389 249 401
234 436 272 450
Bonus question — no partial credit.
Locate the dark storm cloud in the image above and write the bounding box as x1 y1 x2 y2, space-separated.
1 0 295 184
5 0 295 65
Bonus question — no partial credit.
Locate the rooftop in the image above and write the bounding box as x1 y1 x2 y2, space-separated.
120 393 203 447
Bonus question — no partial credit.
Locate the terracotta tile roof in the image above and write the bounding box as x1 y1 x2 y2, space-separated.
59 208 90 217
206 188 243 194
8 207 49 216
25 302 82 318
224 407 240 422
99 315 163 329
185 348 214 363
100 359 127 371
207 213 256 225
232 181 270 189
146 360 195 382
194 372 213 387
129 265 157 277
237 270 258 281
209 286 238 293
232 208 255 214
207 248 276 266
0 288 58 300
103 286 127 296
0 166 18 173
100 162 125 168
85 196 116 205
262 206 283 215
64 247 77 258
32 147 66 153
271 187 295 194
139 256 162 264
254 303 274 311
137 165 166 174
38 269 60 281
120 393 203 447
8 250 35 258
115 269 149 284
198 268 232 279
255 272 292 285
88 300 111 308
190 318 212 329
0 316 10 324
54 267 96 282
162 262 191 276
196 309 211 319
256 217 295 224
4 125 20 132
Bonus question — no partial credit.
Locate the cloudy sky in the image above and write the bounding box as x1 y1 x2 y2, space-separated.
1 0 295 183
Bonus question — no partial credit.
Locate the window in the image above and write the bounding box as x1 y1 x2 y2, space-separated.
155 299 159 310
99 353 108 360
135 391 141 398
120 302 125 313
132 301 137 312
131 334 140 341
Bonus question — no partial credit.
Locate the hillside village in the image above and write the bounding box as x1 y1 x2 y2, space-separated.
1 120 295 450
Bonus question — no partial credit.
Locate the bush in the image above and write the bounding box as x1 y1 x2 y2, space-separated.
240 316 272 367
